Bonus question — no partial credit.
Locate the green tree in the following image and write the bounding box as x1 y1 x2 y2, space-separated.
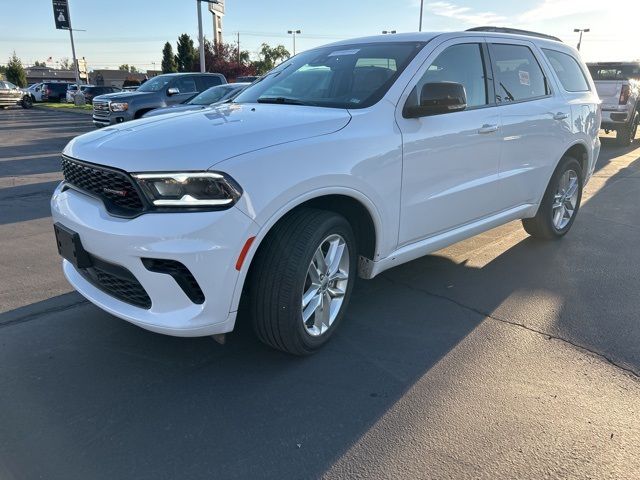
59 57 73 70
161 42 177 73
252 43 290 75
34 60 46 67
118 64 130 71
6 52 27 87
175 34 196 72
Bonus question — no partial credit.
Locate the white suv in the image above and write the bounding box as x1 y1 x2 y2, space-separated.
52 29 600 355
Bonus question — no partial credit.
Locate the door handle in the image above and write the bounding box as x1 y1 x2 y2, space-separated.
553 112 569 120
478 124 499 134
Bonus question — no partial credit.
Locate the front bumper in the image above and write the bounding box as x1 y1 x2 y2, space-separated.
51 183 258 336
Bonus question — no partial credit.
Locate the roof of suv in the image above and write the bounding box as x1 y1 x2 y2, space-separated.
328 29 565 47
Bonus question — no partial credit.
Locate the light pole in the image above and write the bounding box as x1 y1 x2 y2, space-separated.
419 0 424 32
197 0 220 72
382 30 396 34
574 28 590 51
287 29 301 56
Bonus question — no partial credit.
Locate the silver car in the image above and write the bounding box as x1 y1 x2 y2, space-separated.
0 81 28 109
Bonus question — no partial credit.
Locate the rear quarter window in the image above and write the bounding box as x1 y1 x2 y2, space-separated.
542 49 590 92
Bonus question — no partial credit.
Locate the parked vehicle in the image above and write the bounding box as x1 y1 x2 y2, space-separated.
91 73 226 127
66 84 91 103
25 82 44 102
142 83 250 118
235 76 260 83
52 29 600 354
41 82 72 102
587 62 640 145
0 81 29 109
82 85 121 103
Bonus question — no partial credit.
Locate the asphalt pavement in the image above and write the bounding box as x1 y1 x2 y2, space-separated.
1 107 639 480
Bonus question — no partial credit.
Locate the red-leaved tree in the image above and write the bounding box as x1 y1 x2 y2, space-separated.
193 39 256 81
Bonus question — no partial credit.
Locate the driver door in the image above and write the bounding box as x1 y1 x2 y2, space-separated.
166 77 198 105
395 40 503 246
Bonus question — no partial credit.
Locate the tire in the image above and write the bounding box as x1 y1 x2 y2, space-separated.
522 155 583 240
616 111 639 146
21 96 33 109
249 208 357 355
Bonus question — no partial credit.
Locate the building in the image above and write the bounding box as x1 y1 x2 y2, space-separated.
89 70 160 88
208 0 224 46
25 66 80 85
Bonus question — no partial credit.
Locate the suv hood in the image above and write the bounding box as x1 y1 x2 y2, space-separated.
93 91 153 102
65 103 351 171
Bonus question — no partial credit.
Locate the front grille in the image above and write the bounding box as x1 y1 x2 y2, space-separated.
93 100 110 118
62 157 146 216
78 256 152 309
142 258 205 304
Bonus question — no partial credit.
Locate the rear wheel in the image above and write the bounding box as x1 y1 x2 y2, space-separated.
522 155 583 240
249 208 357 355
616 111 639 146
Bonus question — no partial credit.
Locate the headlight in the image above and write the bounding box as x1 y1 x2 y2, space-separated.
110 102 128 112
132 172 242 209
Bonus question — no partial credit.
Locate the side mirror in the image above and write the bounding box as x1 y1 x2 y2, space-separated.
404 81 467 118
167 87 180 96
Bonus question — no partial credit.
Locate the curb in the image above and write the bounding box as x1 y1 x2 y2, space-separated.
33 104 93 116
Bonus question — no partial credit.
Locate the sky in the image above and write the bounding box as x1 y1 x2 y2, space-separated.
0 0 637 71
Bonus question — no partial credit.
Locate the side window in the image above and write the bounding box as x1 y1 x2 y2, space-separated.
198 76 223 90
417 43 488 108
542 49 590 92
490 44 549 103
174 77 197 93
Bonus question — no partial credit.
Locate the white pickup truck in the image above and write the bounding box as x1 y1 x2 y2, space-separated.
588 62 640 145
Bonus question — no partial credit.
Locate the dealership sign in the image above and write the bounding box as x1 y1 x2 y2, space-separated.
52 0 70 29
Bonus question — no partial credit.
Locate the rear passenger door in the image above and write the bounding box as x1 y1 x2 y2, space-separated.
197 75 224 91
488 39 570 207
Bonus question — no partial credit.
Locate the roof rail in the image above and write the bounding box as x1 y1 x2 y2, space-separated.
466 27 562 43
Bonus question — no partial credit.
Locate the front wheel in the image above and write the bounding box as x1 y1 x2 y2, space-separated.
522 155 583 240
21 96 33 109
249 208 357 355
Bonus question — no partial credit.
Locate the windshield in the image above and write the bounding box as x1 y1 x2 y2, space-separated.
233 42 425 109
588 64 640 80
187 85 235 105
137 75 172 92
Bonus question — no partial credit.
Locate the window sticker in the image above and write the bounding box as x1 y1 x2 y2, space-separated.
328 49 360 57
519 70 531 86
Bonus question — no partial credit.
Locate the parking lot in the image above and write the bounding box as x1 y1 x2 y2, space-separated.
1 107 639 479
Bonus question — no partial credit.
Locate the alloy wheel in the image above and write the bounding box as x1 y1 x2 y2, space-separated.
301 234 350 337
552 169 579 230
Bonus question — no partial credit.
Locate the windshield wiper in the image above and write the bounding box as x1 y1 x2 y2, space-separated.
256 97 307 105
499 82 515 102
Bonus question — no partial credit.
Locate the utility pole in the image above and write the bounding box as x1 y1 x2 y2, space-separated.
237 32 240 64
419 0 424 32
574 28 590 51
287 29 301 56
197 0 205 72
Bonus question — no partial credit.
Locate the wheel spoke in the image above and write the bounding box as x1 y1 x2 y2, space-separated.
328 285 345 298
302 292 321 322
314 248 327 273
329 269 348 282
565 178 578 199
307 263 321 284
302 285 320 308
326 240 345 276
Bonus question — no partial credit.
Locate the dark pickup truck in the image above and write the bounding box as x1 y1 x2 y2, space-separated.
92 72 226 128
